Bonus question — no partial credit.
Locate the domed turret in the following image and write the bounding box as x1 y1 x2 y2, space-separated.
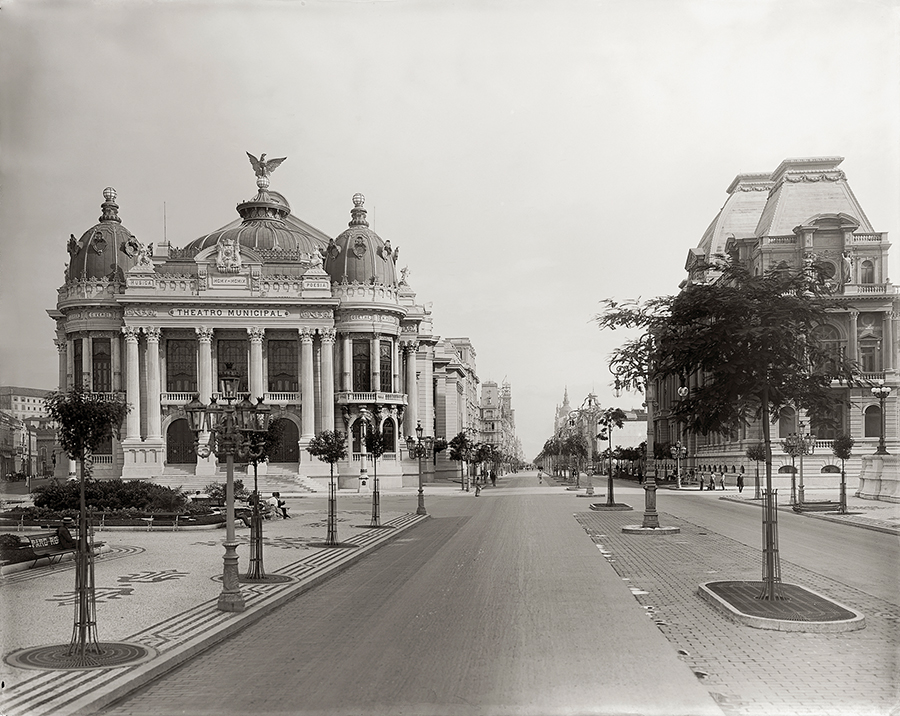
185 155 326 255
66 188 140 282
324 193 400 285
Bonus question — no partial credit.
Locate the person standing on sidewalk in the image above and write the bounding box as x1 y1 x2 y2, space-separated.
737 472 744 493
698 472 705 491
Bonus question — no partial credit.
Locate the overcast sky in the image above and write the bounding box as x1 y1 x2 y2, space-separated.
1 0 898 460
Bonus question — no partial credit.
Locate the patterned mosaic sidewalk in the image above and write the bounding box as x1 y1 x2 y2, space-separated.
0 512 427 716
575 509 900 716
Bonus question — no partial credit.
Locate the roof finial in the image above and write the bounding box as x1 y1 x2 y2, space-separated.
99 187 121 224
350 193 369 227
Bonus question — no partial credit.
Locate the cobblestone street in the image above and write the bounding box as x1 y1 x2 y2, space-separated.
576 510 899 716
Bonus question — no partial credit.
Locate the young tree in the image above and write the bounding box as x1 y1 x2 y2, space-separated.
596 259 856 598
832 435 854 514
745 442 767 500
245 418 285 579
44 388 129 662
307 430 348 546
364 422 387 526
448 431 474 491
598 407 627 505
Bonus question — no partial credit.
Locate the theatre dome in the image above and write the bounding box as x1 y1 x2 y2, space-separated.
66 187 140 282
185 168 327 255
324 193 400 286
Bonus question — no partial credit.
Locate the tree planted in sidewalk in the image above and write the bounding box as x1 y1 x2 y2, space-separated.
44 388 129 663
364 422 387 526
832 435 854 514
595 258 856 598
307 430 348 546
597 407 627 505
448 431 475 490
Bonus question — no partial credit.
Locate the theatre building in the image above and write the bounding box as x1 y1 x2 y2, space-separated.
49 160 479 488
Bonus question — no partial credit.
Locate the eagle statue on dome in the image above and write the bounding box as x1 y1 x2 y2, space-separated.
246 152 287 178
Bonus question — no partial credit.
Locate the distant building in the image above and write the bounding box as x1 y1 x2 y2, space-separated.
651 156 896 482
0 386 51 421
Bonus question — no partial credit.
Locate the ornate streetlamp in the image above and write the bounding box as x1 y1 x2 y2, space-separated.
358 406 370 490
871 382 892 455
670 441 687 489
406 421 433 516
462 425 478 492
244 398 272 581
784 422 815 505
185 365 272 612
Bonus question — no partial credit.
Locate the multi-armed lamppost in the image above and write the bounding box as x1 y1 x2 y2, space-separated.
406 421 434 516
784 422 815 504
185 364 272 612
872 382 892 455
670 441 687 489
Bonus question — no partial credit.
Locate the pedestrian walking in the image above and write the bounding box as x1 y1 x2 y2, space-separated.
490 470 496 487
737 472 745 493
708 473 716 491
698 473 705 491
538 468 543 484
717 471 725 490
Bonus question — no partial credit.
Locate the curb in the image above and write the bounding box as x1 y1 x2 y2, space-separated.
718 495 900 536
0 513 429 716
698 581 867 633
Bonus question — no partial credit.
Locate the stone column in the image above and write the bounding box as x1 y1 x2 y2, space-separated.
122 326 141 440
248 327 265 399
144 327 162 439
884 311 894 372
371 334 381 394
55 339 67 391
321 329 336 432
391 338 399 394
196 327 214 402
300 328 315 440
404 341 419 439
111 331 122 392
849 310 859 366
83 335 93 391
342 333 352 392
66 337 75 390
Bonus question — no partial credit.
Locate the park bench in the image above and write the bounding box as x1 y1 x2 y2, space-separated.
19 525 78 567
793 500 842 513
140 512 183 531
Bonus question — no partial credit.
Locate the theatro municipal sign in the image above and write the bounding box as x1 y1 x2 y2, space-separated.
169 308 292 318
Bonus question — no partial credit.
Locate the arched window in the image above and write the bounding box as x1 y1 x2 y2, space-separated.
860 260 875 284
820 465 841 473
778 407 795 438
812 325 842 373
381 418 396 453
865 405 882 438
811 401 843 441
778 464 796 474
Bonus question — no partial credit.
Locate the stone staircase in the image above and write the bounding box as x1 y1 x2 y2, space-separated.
151 464 318 495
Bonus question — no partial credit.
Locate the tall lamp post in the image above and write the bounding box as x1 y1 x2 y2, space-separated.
785 422 815 505
670 441 687 489
358 407 370 490
244 400 272 581
675 385 689 487
406 421 433 516
872 382 892 455
185 366 272 612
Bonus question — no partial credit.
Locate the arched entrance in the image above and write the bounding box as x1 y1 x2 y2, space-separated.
166 419 196 464
270 419 299 463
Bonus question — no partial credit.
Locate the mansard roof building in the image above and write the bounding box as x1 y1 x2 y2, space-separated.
653 156 897 485
48 155 482 489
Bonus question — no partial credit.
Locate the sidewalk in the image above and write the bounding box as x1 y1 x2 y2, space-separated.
575 498 900 716
0 491 431 716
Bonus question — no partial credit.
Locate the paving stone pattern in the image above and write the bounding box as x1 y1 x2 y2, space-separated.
575 511 899 716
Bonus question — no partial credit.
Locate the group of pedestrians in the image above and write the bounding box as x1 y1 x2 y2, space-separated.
697 471 744 492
